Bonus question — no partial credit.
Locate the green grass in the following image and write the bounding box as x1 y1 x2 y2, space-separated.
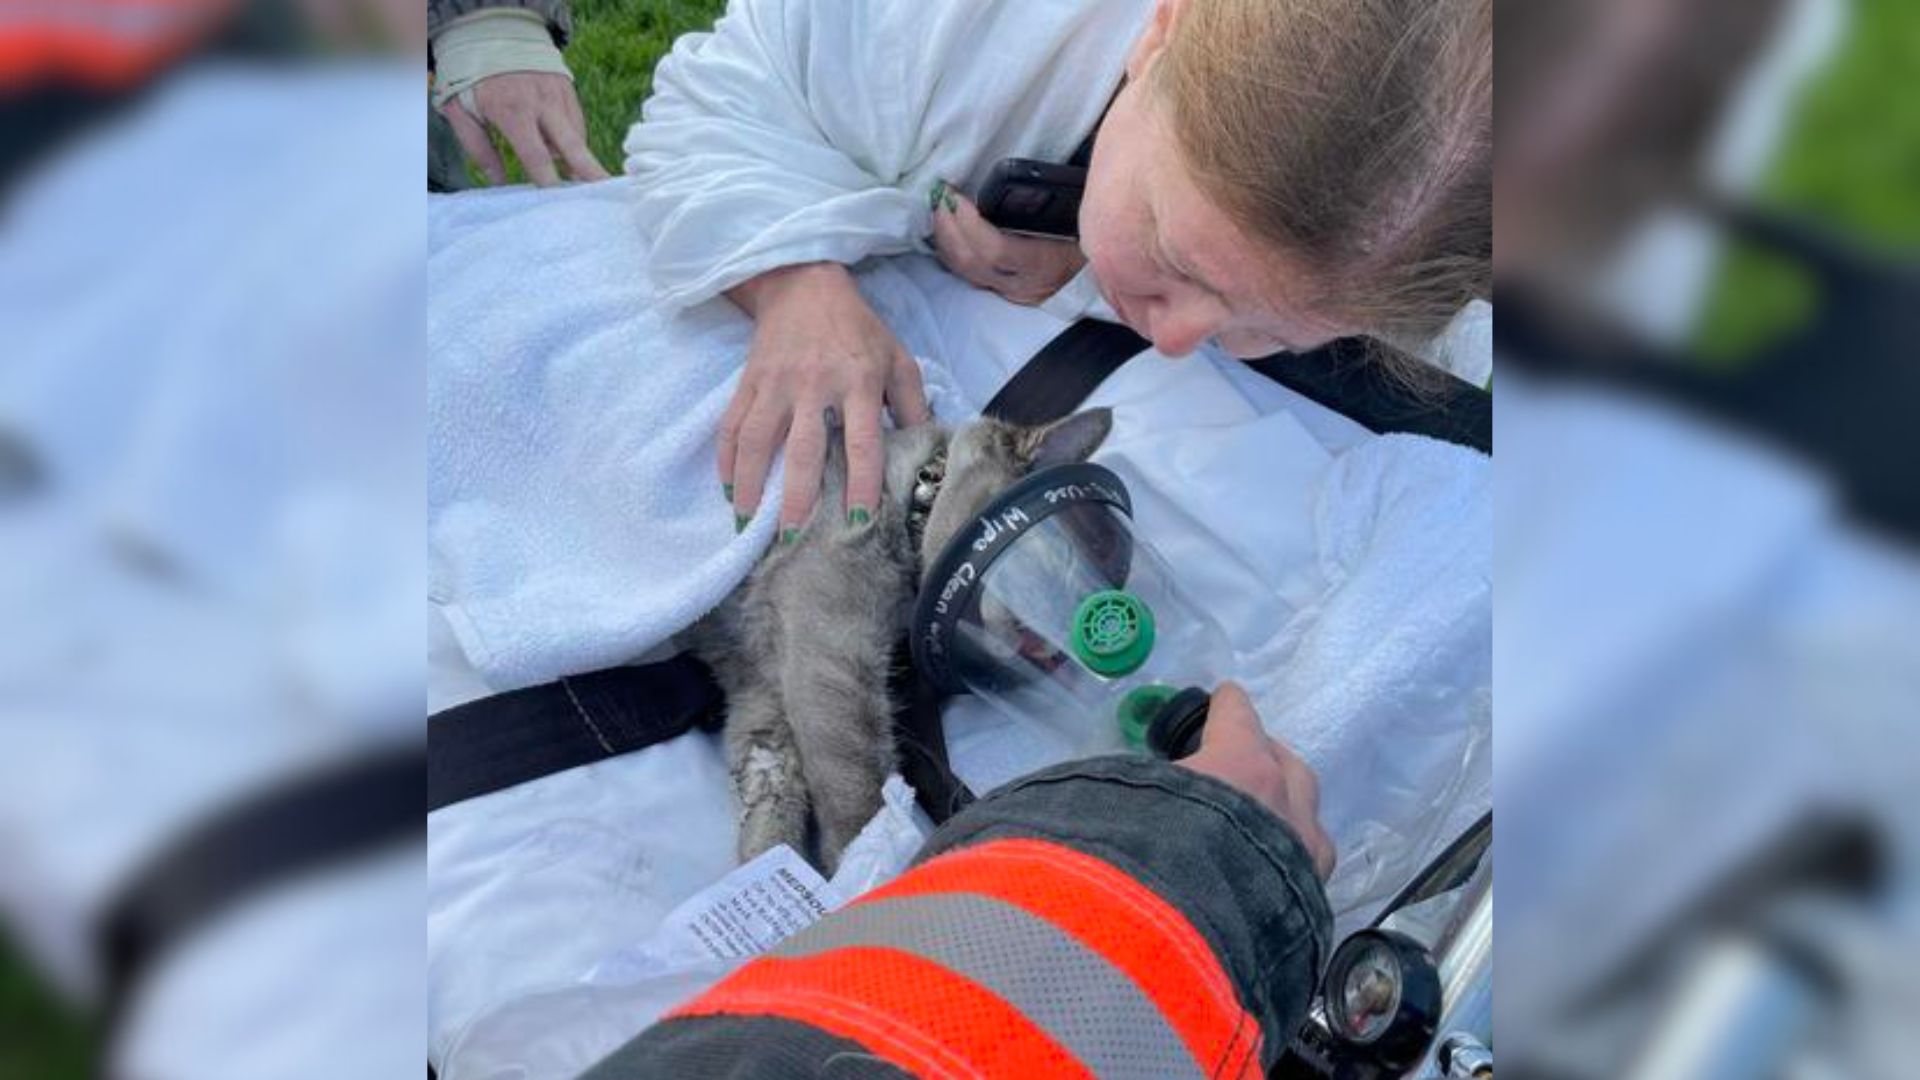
467 0 724 185
1695 0 1920 360
567 0 728 172
0 934 93 1080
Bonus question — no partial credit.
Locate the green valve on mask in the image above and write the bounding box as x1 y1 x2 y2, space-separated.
1116 683 1179 749
1071 589 1155 677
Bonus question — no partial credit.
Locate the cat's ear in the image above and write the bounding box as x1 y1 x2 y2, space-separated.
1022 408 1112 471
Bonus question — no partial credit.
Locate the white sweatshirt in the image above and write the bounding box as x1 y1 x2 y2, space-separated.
623 0 1153 311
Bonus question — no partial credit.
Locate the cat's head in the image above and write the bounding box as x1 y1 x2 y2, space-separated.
915 408 1113 570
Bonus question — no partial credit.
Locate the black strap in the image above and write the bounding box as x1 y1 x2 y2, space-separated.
1066 75 1124 170
889 639 977 824
983 320 1149 424
427 655 724 813
986 320 1492 453
1248 338 1492 454
97 740 423 1034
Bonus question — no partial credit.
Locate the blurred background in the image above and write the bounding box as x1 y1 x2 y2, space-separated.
1694 0 1917 360
3 0 1916 1077
1497 0 1919 1077
2 2 421 1078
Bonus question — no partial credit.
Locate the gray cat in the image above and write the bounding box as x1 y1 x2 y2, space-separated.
685 407 1113 873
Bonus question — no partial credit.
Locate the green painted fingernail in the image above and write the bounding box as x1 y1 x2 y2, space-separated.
848 506 871 526
735 514 749 533
928 180 946 211
723 482 734 502
942 191 959 213
780 526 801 546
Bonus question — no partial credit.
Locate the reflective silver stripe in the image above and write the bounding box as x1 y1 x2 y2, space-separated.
772 893 1211 1080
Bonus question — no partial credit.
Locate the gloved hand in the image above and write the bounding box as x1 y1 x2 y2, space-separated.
1178 681 1338 880
440 71 609 186
431 9 609 186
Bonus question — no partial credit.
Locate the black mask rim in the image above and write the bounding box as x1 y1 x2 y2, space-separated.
910 461 1133 695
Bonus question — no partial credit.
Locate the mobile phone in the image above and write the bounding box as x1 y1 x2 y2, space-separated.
975 158 1087 239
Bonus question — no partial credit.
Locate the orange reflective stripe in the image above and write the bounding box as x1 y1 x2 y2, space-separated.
771 892 1214 1078
858 838 1264 1078
0 31 181 90
0 0 233 90
672 946 1095 1080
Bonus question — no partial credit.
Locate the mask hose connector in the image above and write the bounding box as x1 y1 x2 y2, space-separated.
1145 687 1211 760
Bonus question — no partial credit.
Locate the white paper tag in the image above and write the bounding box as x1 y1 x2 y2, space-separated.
664 845 844 960
587 845 845 984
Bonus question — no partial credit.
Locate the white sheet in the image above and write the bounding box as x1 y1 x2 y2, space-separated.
426 179 1492 1071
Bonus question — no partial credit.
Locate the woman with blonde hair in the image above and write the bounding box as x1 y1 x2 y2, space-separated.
626 0 1491 536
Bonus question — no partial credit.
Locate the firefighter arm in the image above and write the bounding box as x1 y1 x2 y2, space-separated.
585 754 1333 1078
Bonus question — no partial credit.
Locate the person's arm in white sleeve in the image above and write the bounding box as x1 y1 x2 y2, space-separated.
622 0 948 309
625 0 966 540
624 0 1142 538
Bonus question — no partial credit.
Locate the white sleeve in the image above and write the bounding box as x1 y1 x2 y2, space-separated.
623 0 939 309
623 0 1146 310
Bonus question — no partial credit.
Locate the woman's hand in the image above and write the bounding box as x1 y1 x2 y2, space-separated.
929 181 1088 305
722 263 931 538
1179 682 1337 880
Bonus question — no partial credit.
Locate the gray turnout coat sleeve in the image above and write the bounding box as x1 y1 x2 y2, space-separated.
584 756 1334 1078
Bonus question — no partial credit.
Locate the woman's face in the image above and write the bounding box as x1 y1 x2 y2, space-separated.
1078 5 1354 358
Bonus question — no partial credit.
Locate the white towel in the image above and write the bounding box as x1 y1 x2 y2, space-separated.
429 179 758 690
430 180 965 691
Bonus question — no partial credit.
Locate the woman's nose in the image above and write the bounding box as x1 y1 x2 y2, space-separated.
1145 296 1222 358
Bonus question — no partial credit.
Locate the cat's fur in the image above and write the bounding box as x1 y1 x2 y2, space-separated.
686 408 1113 872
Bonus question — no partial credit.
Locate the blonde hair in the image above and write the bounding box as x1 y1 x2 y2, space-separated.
1156 0 1491 347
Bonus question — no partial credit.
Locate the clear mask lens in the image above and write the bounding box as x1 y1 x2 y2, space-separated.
915 464 1232 753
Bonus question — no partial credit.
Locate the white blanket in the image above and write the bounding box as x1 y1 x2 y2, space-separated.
427 179 1492 1072
429 179 777 689
428 180 972 690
